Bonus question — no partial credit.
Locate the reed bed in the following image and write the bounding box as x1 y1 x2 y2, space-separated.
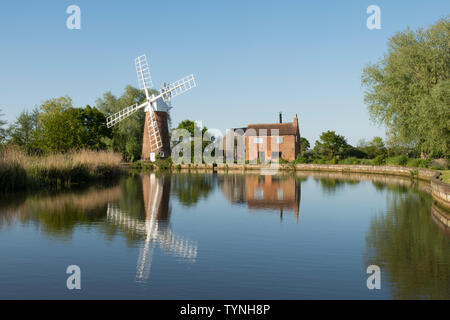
0 146 124 192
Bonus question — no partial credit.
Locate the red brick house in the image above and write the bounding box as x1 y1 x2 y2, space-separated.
222 114 301 162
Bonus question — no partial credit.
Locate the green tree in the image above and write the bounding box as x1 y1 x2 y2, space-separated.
0 109 6 143
357 136 386 158
96 86 155 161
299 137 310 155
76 105 111 150
172 120 211 161
34 96 86 153
7 108 39 153
362 17 450 158
314 130 349 159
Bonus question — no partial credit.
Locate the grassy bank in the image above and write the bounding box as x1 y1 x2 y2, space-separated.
0 147 124 193
440 171 450 184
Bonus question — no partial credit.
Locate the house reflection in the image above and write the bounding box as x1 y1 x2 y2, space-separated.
219 174 301 222
106 174 197 283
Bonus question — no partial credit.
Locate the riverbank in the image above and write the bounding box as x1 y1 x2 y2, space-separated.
0 147 124 193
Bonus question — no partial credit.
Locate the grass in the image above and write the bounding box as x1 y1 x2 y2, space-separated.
0 146 124 193
440 170 450 184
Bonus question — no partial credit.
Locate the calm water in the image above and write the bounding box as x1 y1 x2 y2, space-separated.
0 171 449 299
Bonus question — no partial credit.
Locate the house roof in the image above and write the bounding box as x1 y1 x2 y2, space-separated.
245 122 298 136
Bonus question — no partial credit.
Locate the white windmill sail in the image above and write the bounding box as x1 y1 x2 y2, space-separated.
161 74 196 103
105 54 196 159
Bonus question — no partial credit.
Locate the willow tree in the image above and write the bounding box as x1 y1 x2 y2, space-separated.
362 17 450 158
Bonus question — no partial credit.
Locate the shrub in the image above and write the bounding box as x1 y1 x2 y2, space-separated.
407 158 431 168
386 155 408 166
373 154 386 165
339 157 360 165
294 156 309 164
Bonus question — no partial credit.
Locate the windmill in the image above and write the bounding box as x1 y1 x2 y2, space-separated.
106 54 196 161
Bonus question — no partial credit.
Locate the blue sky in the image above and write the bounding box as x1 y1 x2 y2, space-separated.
0 1 448 145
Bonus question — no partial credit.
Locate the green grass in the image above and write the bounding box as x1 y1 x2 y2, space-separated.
440 170 450 184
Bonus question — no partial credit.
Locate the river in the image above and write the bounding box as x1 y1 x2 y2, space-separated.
0 171 449 299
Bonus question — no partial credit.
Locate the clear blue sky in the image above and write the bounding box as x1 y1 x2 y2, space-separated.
0 1 448 145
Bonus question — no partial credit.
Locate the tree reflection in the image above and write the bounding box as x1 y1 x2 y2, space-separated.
364 190 450 299
171 173 215 207
314 177 360 195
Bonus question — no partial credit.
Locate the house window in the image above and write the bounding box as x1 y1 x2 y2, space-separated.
277 188 284 200
277 137 283 144
253 137 264 144
254 188 264 200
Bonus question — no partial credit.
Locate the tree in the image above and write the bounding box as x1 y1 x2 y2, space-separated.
7 108 40 153
314 130 349 159
172 120 211 161
0 109 6 143
76 105 111 150
362 17 450 158
299 137 310 155
357 136 386 158
96 86 154 161
34 96 87 153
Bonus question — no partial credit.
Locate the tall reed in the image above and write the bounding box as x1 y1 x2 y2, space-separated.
0 146 123 192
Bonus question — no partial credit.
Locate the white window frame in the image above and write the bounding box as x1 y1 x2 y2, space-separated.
276 136 283 144
253 137 264 144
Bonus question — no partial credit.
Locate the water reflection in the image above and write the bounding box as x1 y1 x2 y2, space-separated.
364 186 450 299
106 174 197 283
0 172 449 298
219 174 301 221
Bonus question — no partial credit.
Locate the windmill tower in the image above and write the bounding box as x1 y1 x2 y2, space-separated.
106 54 196 161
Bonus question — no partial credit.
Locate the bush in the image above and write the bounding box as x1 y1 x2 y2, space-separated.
339 157 361 165
407 158 431 168
386 155 408 166
294 156 309 164
373 154 386 165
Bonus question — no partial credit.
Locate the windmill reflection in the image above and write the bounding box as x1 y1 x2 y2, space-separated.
106 174 197 283
220 174 301 222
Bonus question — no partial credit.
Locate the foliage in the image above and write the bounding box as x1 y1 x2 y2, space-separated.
7 108 40 153
96 86 155 161
313 130 349 159
357 137 386 158
440 170 450 184
362 17 450 158
373 154 386 165
76 105 111 150
32 97 87 153
299 137 310 155
0 109 7 143
407 158 432 168
386 155 409 166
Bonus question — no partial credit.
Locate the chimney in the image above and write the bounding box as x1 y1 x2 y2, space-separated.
279 112 282 123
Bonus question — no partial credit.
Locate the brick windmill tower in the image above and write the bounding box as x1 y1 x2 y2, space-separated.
106 54 196 161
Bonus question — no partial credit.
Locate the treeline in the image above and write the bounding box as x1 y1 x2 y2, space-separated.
0 85 156 162
295 131 447 169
